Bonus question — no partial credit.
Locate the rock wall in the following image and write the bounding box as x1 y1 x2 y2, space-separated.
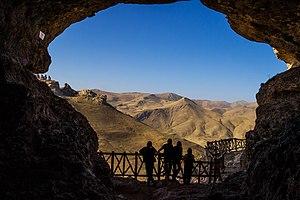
0 56 113 199
242 67 300 200
0 0 179 73
244 114 300 200
1 0 300 199
0 1 182 199
200 0 300 68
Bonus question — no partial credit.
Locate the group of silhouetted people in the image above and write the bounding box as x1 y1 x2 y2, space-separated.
139 138 195 186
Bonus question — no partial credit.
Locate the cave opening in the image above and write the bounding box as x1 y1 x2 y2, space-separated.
42 0 289 154
47 0 285 103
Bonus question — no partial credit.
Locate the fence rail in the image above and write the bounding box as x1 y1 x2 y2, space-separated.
99 151 222 183
206 138 246 158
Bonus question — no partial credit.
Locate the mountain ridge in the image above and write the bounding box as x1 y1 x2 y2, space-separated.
40 78 256 150
91 89 257 146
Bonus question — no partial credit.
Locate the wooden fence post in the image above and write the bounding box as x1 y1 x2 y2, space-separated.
122 152 126 176
111 151 115 177
198 162 201 183
157 154 161 181
208 158 213 183
135 152 138 179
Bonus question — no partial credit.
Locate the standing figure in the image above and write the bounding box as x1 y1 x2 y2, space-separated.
140 141 157 186
172 141 182 180
158 138 173 180
183 148 194 184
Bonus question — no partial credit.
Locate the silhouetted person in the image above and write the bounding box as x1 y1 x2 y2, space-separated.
140 141 157 186
172 141 182 180
158 138 173 180
183 148 194 184
213 153 224 182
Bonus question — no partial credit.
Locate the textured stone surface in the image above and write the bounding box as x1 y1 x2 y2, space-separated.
243 68 300 200
2 0 300 71
200 0 300 68
0 1 182 199
61 83 78 97
0 0 179 73
113 174 246 200
244 115 300 200
247 68 300 156
0 56 113 199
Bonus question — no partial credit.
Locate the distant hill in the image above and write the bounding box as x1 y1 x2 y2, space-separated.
64 90 205 158
133 97 234 147
155 93 183 101
93 90 257 147
41 79 256 153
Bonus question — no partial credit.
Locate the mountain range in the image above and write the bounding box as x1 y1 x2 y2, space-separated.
92 90 257 147
64 90 205 158
39 77 256 156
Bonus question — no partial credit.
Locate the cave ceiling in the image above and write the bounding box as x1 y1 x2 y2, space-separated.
1 0 300 72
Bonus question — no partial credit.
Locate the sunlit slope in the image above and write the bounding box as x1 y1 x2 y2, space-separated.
134 97 234 146
92 91 257 147
65 94 205 158
221 102 257 138
195 100 257 139
93 90 182 116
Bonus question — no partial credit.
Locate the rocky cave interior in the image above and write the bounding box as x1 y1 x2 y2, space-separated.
0 0 299 200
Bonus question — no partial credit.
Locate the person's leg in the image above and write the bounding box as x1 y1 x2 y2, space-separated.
165 159 171 180
187 170 192 184
183 167 187 184
172 162 177 180
169 160 173 177
146 164 151 186
149 164 156 186
173 161 181 180
177 162 182 176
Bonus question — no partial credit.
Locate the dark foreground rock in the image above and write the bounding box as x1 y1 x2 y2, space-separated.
242 67 300 200
0 57 113 199
0 1 181 199
243 112 300 200
113 175 246 200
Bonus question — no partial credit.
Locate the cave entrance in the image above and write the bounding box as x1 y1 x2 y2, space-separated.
46 0 285 152
48 0 285 102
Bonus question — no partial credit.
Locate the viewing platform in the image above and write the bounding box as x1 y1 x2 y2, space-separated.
99 138 246 183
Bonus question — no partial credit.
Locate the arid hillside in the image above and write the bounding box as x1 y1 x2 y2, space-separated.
64 90 205 158
93 90 257 146
38 78 255 153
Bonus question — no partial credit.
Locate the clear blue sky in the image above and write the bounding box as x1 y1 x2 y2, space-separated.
48 0 285 102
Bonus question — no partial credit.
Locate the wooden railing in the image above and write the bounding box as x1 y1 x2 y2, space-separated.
206 138 246 158
99 151 222 183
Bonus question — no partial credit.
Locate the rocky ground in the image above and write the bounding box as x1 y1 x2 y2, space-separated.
113 151 245 200
113 177 211 200
113 173 246 200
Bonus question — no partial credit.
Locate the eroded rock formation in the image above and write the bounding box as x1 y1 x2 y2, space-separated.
1 0 300 199
200 0 300 68
0 57 113 199
0 1 180 199
243 67 300 200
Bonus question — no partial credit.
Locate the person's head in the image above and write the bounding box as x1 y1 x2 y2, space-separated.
187 148 192 154
147 141 152 148
167 138 172 145
177 141 182 147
